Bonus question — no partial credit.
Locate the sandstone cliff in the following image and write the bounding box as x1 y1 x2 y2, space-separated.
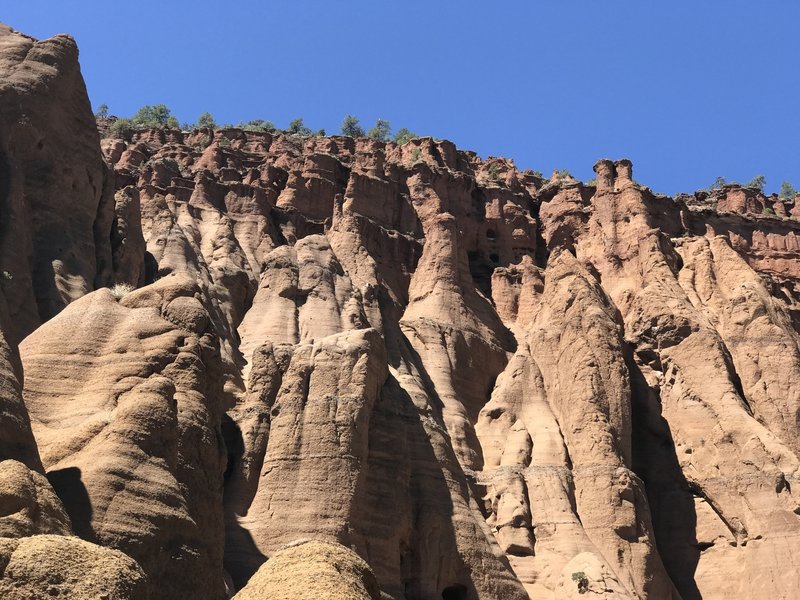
1 22 799 600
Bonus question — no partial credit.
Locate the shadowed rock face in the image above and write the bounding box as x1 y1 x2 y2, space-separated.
2 21 800 600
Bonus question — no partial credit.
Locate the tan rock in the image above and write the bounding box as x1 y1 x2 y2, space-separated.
19 279 228 599
232 539 380 600
0 534 146 600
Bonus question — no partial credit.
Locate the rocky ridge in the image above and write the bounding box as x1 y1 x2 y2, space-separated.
1 23 800 600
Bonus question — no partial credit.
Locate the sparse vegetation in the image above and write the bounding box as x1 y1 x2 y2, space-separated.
110 282 135 300
746 174 766 191
340 115 365 138
240 119 276 133
488 164 500 181
132 104 179 128
779 181 797 200
110 117 135 137
410 147 423 164
571 571 589 594
710 176 727 190
286 118 312 136
393 128 416 145
196 112 217 130
367 119 391 142
94 103 109 119
558 169 572 178
586 178 597 186
763 206 775 215
218 137 231 148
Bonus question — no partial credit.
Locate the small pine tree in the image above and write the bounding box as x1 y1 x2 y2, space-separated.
779 181 797 200
711 176 727 190
340 115 365 138
196 112 217 129
367 119 391 142
393 128 416 145
746 175 766 191
132 104 176 127
95 104 109 119
286 118 312 136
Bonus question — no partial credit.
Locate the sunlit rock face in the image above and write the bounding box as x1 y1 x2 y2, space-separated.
3 21 800 600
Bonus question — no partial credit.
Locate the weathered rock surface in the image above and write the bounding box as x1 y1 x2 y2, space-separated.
19 278 229 599
0 534 147 600
232 539 380 600
3 21 800 600
0 24 121 346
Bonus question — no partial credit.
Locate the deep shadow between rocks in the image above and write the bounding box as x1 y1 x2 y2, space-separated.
47 466 95 542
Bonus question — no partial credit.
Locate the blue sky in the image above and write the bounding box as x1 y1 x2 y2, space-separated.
5 1 798 195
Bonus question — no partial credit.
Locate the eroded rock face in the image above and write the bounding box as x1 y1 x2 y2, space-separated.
3 21 800 600
19 278 229 600
0 24 121 346
95 120 800 599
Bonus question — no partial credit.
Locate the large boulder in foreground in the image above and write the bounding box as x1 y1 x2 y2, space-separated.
0 534 146 600
233 540 380 600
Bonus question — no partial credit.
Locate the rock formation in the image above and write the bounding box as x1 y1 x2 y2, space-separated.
1 21 800 600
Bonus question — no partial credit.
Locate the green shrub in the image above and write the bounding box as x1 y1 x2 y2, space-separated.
488 164 500 181
586 178 597 186
763 206 775 215
340 115 365 138
571 571 589 594
94 103 109 119
240 119 276 132
779 181 797 200
218 137 231 148
710 176 727 190
110 118 135 137
132 104 179 128
558 168 572 178
367 119 391 142
286 118 312 136
394 128 416 145
196 112 217 129
746 175 766 191
410 147 423 164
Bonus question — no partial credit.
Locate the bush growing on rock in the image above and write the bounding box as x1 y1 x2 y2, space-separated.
286 118 312 136
110 117 135 137
109 282 135 300
132 104 179 128
710 176 727 190
779 181 797 200
240 119 276 132
340 115 365 138
94 103 109 119
394 127 416 145
367 119 391 142
196 112 217 129
746 174 766 191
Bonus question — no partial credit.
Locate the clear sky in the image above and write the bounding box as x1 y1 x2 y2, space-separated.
4 1 798 195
